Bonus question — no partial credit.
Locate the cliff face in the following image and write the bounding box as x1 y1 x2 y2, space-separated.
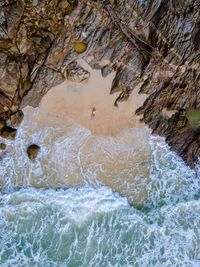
0 0 199 167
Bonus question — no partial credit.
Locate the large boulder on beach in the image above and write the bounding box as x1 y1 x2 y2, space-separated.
27 144 40 161
0 143 6 150
0 126 17 140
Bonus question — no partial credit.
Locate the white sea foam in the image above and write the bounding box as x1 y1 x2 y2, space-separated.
0 107 199 209
0 187 199 266
0 107 200 266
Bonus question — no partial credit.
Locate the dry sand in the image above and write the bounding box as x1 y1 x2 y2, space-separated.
39 60 147 135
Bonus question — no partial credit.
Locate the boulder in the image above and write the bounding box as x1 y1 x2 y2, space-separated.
10 110 24 127
0 126 17 140
27 144 40 161
0 143 6 150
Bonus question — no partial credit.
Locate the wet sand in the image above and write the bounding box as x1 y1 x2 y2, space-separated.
18 104 152 208
39 60 147 135
0 60 153 207
39 60 151 206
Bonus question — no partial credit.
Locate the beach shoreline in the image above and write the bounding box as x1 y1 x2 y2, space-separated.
39 60 147 136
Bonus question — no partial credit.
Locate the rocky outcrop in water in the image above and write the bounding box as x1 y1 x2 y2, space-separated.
27 144 40 161
0 0 199 167
10 110 24 127
0 142 6 150
0 126 17 140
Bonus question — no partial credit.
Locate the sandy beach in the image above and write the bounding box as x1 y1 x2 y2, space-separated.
5 60 151 206
0 59 152 206
39 60 147 136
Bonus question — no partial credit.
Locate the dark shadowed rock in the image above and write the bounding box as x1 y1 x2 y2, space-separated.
0 120 6 131
0 126 17 140
65 62 90 82
101 64 113 77
27 144 40 161
10 110 24 127
0 143 6 150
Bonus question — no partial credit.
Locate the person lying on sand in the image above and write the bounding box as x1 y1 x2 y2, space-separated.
90 107 96 120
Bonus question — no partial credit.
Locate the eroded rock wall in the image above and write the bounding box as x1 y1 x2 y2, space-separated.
0 0 199 167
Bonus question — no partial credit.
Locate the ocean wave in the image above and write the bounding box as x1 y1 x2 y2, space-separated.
0 187 199 266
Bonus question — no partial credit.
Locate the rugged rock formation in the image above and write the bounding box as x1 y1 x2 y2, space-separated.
65 61 90 82
0 0 199 167
10 110 24 127
0 126 17 140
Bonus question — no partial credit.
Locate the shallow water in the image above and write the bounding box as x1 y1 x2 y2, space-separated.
0 107 200 266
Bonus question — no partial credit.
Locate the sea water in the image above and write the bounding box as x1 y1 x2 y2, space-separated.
0 107 200 266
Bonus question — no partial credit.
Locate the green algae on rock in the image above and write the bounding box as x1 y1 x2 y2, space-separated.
187 110 200 130
73 42 87 53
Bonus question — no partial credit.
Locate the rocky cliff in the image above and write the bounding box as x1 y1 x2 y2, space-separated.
0 0 199 167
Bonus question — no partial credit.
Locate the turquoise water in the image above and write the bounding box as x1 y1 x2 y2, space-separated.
0 108 200 266
0 187 200 266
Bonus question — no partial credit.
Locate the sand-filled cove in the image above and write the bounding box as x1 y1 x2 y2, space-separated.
0 60 155 207
39 60 147 135
1 60 195 208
